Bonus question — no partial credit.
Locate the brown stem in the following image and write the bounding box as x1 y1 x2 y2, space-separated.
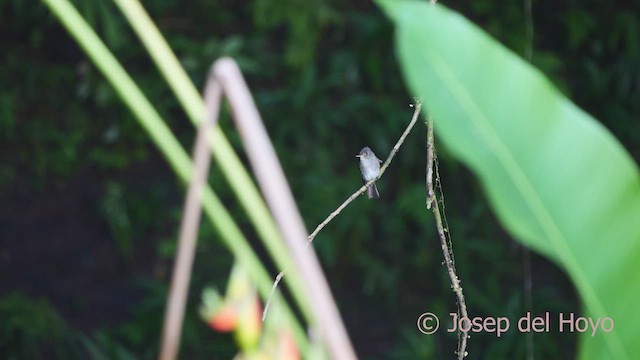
159 79 222 360
426 118 469 360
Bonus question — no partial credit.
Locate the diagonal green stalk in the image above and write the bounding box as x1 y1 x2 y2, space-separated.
41 0 309 352
110 0 311 321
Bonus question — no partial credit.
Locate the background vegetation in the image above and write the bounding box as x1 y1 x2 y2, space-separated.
1 0 638 358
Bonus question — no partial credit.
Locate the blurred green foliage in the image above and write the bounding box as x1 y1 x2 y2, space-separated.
0 292 73 358
1 0 637 358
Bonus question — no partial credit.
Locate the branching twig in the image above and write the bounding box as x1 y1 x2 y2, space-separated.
426 118 469 360
263 102 423 321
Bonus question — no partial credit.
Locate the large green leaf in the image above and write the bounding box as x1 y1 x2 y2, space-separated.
378 1 640 359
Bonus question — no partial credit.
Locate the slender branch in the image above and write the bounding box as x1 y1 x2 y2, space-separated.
263 102 423 321
524 0 534 62
309 101 422 244
426 119 435 208
426 118 468 360
262 271 286 322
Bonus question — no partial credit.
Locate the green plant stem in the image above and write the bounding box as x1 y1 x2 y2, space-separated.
111 0 311 322
41 0 308 352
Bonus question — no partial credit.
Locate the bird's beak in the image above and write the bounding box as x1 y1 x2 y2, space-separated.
355 154 362 158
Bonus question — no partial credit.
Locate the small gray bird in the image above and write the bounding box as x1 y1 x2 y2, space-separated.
356 146 382 199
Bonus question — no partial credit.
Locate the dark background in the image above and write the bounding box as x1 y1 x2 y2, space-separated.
1 0 638 358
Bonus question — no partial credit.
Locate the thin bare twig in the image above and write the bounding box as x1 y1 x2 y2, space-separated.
263 102 423 321
426 118 468 360
426 118 435 208
261 271 285 322
524 0 534 62
309 101 422 244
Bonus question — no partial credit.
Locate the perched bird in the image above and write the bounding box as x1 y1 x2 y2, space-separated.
356 146 382 199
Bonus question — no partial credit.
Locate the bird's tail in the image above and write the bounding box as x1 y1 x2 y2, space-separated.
367 183 380 199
